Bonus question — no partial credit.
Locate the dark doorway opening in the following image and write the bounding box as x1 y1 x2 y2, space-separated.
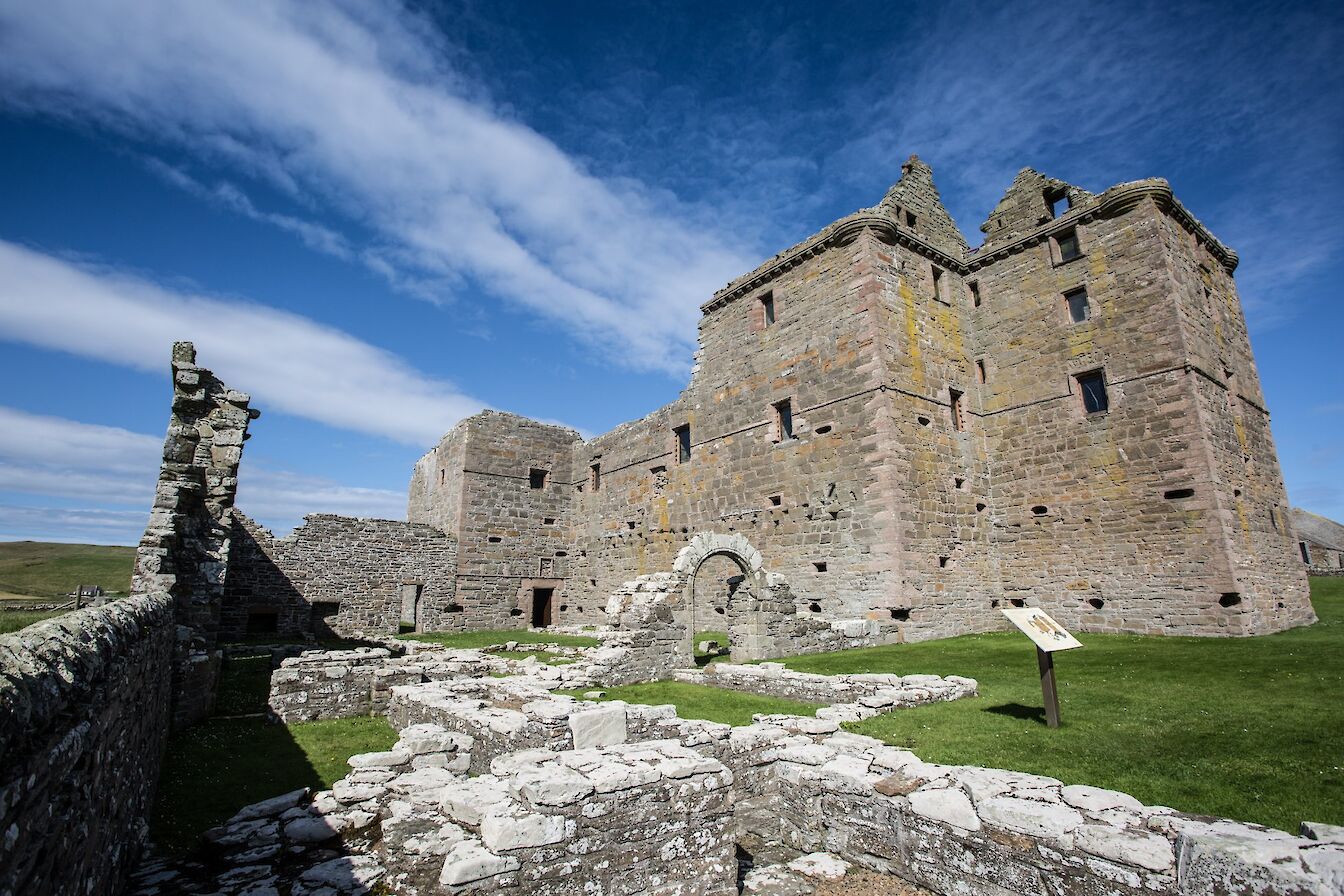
531 587 554 628
311 602 340 639
246 609 278 634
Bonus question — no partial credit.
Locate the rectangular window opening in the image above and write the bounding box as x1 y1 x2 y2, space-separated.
589 462 601 492
759 291 775 327
932 266 947 304
528 468 549 489
1056 228 1082 263
904 210 917 228
813 561 828 572
768 494 782 507
1045 189 1070 219
772 399 795 441
675 424 692 463
969 281 982 307
1077 370 1109 414
975 359 987 384
948 388 965 432
1065 287 1091 323
1300 542 1311 564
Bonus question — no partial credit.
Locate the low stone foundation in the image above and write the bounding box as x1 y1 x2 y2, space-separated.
675 663 977 722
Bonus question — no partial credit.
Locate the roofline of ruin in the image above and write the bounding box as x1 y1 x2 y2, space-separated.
703 178 1239 314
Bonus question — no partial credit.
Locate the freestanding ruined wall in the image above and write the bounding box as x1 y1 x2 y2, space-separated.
0 596 176 896
132 341 257 726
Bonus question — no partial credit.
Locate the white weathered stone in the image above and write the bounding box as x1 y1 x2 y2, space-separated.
1075 823 1174 872
908 786 981 831
480 810 566 851
1061 784 1144 813
439 840 520 886
568 704 627 749
978 796 1082 843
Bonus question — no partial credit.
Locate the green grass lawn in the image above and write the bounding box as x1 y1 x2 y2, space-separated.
151 648 396 854
777 578 1344 832
401 629 601 649
0 608 70 634
0 541 135 599
559 681 822 727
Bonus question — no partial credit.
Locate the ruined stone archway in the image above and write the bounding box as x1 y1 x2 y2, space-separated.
674 533 777 662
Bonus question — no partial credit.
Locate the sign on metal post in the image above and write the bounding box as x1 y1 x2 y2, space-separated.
1000 607 1082 728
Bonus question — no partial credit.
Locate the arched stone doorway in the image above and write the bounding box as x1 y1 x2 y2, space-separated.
674 533 773 662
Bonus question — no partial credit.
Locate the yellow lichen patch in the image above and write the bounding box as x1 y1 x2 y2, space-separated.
898 281 923 387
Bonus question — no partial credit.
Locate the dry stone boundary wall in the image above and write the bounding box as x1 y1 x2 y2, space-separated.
0 595 176 896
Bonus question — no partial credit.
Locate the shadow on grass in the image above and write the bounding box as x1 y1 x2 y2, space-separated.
983 702 1048 725
150 651 396 856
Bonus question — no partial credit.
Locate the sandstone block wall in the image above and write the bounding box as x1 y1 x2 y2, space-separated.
223 512 458 638
405 160 1313 642
0 595 176 896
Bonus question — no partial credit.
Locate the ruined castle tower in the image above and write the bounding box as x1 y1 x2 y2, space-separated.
404 158 1313 641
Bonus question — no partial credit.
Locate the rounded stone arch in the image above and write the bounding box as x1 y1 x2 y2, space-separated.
674 533 770 661
674 532 765 580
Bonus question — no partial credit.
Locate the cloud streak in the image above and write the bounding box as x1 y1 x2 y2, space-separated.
0 405 407 544
0 0 752 375
0 241 484 445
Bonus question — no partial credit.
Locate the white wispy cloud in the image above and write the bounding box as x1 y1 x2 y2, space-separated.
0 241 484 445
0 405 407 543
0 0 751 375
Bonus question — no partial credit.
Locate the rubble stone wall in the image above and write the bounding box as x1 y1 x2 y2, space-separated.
222 512 458 638
131 341 258 728
0 595 176 896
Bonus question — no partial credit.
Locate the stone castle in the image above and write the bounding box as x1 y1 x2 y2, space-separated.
4 159 1338 896
228 156 1313 645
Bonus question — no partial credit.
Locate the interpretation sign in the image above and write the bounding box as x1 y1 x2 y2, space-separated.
1000 607 1082 728
1001 607 1083 653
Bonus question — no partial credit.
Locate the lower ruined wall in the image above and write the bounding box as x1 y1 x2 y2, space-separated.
223 513 458 638
0 595 175 896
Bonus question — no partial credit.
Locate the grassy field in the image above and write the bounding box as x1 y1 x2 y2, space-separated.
0 541 135 599
401 629 601 649
0 608 70 634
559 681 821 727
151 651 396 854
773 578 1343 832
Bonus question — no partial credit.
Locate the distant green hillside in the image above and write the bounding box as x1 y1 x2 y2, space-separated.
0 542 136 601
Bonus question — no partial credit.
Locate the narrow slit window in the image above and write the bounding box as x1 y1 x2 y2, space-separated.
1065 287 1091 323
674 424 691 463
1077 370 1109 414
975 359 987 384
969 281 982 307
1299 542 1311 564
528 468 549 489
772 399 795 441
904 210 917 228
1056 228 1082 263
759 291 775 327
949 388 965 431
589 462 601 492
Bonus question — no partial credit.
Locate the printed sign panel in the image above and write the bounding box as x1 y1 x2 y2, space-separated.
1001 607 1083 652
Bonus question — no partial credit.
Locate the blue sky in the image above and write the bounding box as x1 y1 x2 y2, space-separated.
0 0 1340 545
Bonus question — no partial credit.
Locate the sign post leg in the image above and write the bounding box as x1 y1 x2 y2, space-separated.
1037 647 1060 728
